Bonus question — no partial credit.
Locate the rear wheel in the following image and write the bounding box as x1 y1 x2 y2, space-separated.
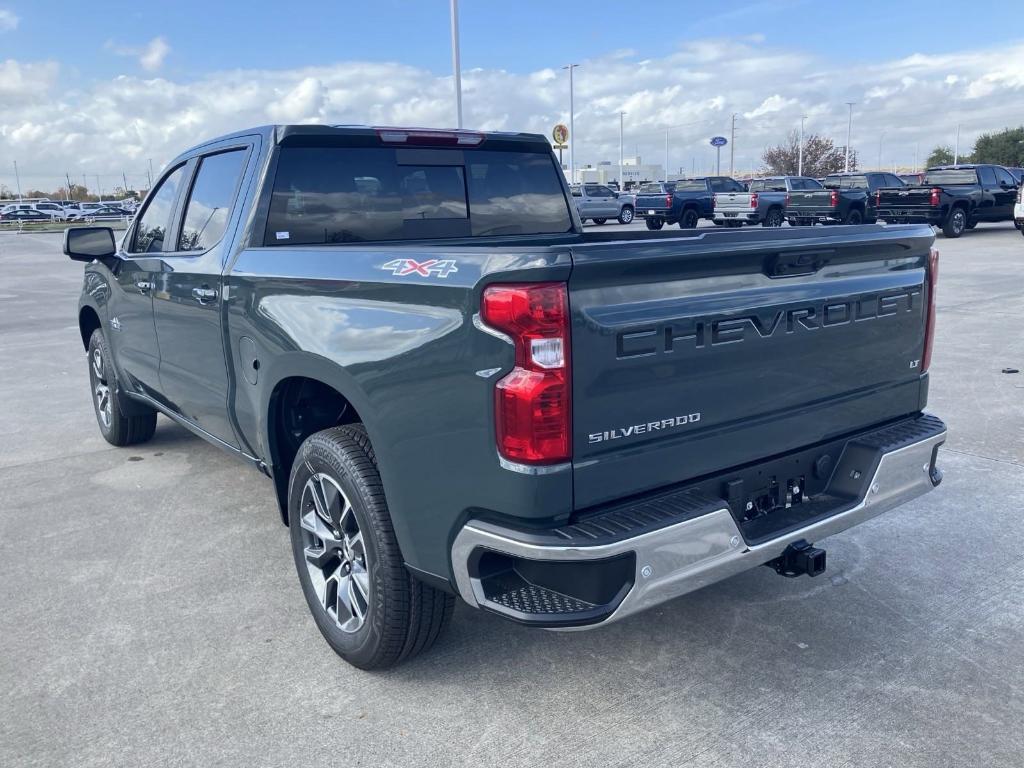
843 208 864 225
288 425 454 669
942 206 967 238
679 208 699 229
593 218 607 225
617 206 634 224
764 207 784 227
86 329 157 446
645 218 664 231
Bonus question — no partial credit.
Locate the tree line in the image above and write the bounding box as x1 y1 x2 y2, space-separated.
761 125 1024 177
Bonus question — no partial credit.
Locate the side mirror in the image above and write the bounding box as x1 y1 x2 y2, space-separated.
64 226 116 262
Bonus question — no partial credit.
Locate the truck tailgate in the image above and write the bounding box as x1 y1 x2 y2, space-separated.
715 192 754 213
567 225 933 509
878 187 934 210
786 190 832 211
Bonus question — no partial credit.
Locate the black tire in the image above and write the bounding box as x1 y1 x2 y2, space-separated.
843 208 864 225
679 208 699 229
617 206 634 224
288 425 454 669
764 207 784 227
593 218 607 225
942 206 967 238
645 218 664 231
86 329 157 447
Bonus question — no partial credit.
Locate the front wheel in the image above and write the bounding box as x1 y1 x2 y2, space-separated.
617 206 634 224
87 329 157 446
942 207 967 238
764 208 784 227
679 208 699 229
289 425 454 669
645 218 664 231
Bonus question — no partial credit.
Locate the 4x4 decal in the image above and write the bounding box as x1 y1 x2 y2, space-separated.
381 258 458 278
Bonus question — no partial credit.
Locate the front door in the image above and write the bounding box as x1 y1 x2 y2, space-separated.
151 144 252 448
108 163 188 397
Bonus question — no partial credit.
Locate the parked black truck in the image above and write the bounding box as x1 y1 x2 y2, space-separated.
635 176 744 230
786 171 905 226
876 164 1019 237
68 125 946 669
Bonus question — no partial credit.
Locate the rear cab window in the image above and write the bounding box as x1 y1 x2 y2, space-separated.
824 175 868 189
264 145 572 244
674 179 707 191
924 169 979 185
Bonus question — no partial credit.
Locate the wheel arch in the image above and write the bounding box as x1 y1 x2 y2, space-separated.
260 354 376 525
78 304 102 351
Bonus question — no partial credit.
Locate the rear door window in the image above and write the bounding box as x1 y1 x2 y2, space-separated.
264 147 572 244
178 149 248 251
977 166 996 186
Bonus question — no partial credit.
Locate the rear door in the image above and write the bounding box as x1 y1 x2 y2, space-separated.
992 166 1018 218
150 141 254 446
567 227 933 508
976 166 998 219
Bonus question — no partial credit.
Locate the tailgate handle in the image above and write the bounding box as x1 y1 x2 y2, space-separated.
767 250 834 278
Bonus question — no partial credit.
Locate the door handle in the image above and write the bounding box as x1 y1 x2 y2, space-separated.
135 281 152 292
192 287 218 304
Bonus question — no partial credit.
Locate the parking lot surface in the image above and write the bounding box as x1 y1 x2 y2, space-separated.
2 223 1023 767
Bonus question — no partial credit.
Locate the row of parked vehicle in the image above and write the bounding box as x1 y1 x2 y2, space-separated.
0 199 137 224
624 164 1022 238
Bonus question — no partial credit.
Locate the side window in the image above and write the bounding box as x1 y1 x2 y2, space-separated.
993 166 1016 187
597 186 613 197
178 150 248 251
131 165 185 253
709 178 727 192
977 166 996 186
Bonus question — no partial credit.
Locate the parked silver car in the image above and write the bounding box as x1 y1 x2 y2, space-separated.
570 183 636 224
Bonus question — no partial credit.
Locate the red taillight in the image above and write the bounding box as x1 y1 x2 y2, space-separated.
749 192 759 209
713 193 718 206
665 193 673 208
875 190 881 207
829 189 839 207
929 188 940 206
481 283 571 464
922 248 939 372
784 192 790 206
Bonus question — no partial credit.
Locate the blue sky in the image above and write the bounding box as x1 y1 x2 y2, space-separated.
5 0 1022 81
2 0 1024 191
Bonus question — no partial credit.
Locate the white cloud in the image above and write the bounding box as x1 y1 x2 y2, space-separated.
106 36 170 72
5 36 1024 192
0 9 18 32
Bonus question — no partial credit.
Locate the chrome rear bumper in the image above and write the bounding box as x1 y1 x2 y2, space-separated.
451 416 945 629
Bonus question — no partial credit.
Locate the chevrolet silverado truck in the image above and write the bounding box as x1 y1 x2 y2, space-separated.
877 164 1019 238
713 176 822 227
570 183 635 224
635 176 744 230
786 171 905 226
67 125 946 669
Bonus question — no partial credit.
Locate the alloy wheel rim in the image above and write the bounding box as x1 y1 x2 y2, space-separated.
91 347 112 428
299 472 369 634
622 208 633 222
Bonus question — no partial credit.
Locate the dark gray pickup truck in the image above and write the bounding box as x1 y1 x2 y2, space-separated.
67 125 946 669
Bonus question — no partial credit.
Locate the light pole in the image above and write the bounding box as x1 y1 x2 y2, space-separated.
563 64 579 183
954 123 961 164
877 131 885 171
798 115 807 176
664 129 669 182
618 111 625 190
449 0 463 128
13 160 22 201
845 102 855 172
